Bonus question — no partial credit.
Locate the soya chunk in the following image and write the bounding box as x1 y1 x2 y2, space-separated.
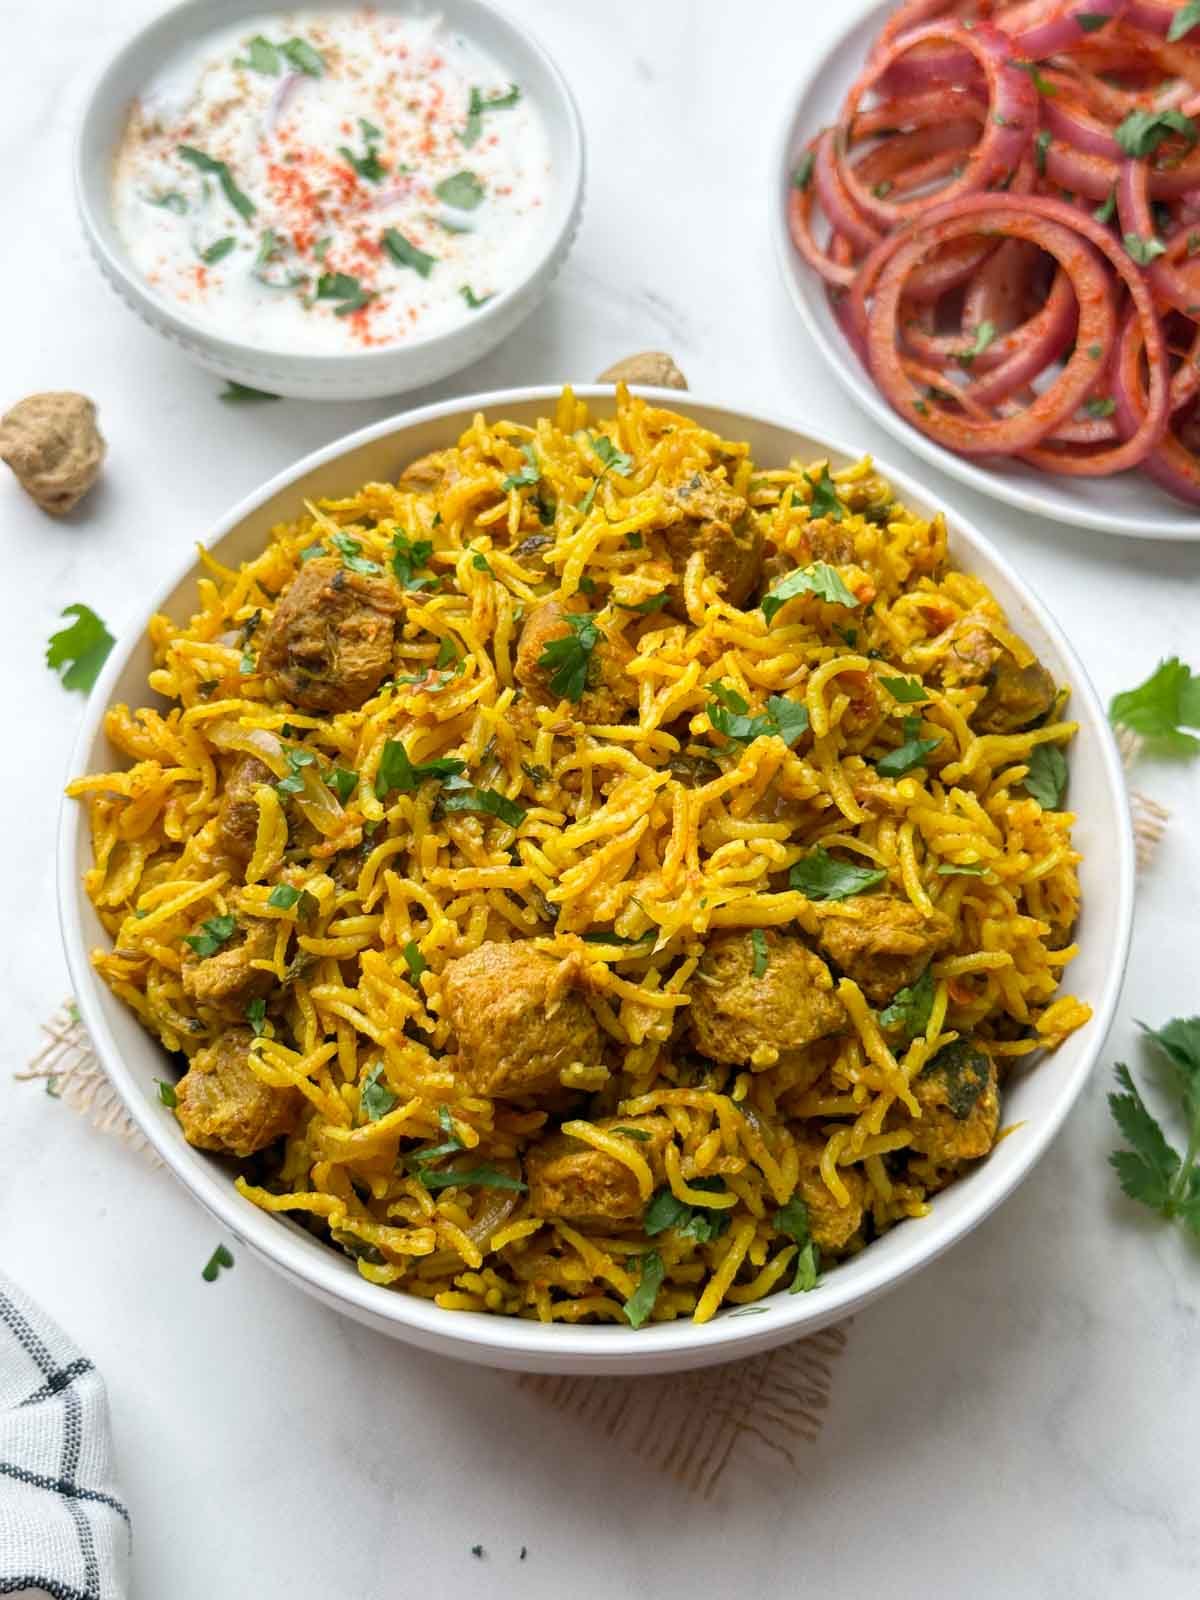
816 896 951 1007
514 598 637 726
174 1027 302 1157
257 556 401 712
440 941 604 1100
653 471 761 609
526 1116 674 1226
792 1135 866 1252
215 755 274 863
911 1038 1000 1164
181 921 275 1015
944 627 1057 734
688 930 846 1068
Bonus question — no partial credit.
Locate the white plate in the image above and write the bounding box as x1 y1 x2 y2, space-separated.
771 0 1199 541
59 386 1134 1374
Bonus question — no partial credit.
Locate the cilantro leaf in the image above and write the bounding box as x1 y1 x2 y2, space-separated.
879 965 935 1040
327 767 358 803
201 1243 234 1282
437 773 526 828
762 562 859 625
1108 1062 1181 1213
390 531 436 590
200 235 236 265
381 228 436 277
1115 108 1197 160
793 151 815 190
460 286 493 310
239 35 281 74
1138 1017 1200 1123
537 611 599 702
1074 11 1114 30
279 36 324 75
805 463 845 522
1124 232 1167 265
155 1079 177 1108
246 996 268 1036
1036 128 1053 175
46 604 115 692
1169 1 1200 40
403 940 428 981
750 928 769 978
619 595 671 614
275 745 315 795
1110 658 1200 755
789 846 886 900
220 381 280 403
644 1178 731 1243
267 883 317 916
177 145 255 220
360 1062 399 1122
183 914 237 958
502 443 540 492
145 190 188 214
375 740 466 798
958 319 997 366
707 684 809 746
773 1197 819 1292
417 1165 526 1192
316 271 375 315
623 1249 666 1329
339 127 387 184
330 530 382 575
436 170 485 210
879 675 927 703
876 715 942 778
461 83 521 147
1023 743 1068 808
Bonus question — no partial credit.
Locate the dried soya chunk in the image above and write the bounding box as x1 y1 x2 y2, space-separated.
0 392 106 514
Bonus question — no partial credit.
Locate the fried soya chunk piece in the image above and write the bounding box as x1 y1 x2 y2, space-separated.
215 755 274 863
816 895 951 1007
440 941 604 1100
257 556 401 712
797 516 856 568
397 448 457 494
792 1135 866 1252
526 1116 674 1226
514 597 637 726
174 1027 302 1157
688 930 846 1069
911 1038 1000 1164
942 626 1057 735
181 920 275 1015
651 470 762 609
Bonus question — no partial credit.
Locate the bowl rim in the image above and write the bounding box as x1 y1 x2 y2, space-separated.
73 0 585 370
57 383 1136 1368
767 0 1200 543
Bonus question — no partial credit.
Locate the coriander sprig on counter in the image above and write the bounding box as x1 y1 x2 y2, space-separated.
1108 1018 1200 1235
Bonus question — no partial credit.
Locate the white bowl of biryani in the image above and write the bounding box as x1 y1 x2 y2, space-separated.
75 1 584 400
59 385 1134 1375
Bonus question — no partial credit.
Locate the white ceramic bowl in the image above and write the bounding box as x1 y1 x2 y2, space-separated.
58 386 1135 1375
771 0 1198 542
75 0 584 401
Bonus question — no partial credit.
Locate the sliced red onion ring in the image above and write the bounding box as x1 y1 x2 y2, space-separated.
1118 157 1200 309
837 20 1038 229
1112 307 1200 500
1013 0 1128 56
264 72 301 137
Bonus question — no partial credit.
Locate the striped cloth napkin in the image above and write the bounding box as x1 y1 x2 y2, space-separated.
0 1271 129 1600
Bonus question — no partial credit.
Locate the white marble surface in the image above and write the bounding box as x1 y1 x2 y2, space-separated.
2 1 1200 1595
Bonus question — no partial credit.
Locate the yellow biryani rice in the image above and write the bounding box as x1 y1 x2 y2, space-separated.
69 386 1090 1327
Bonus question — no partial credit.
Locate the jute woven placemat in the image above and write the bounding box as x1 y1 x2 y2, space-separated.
21 353 1169 1492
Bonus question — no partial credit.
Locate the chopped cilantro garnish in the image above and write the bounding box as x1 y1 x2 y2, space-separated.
761 562 858 625
537 611 599 702
417 1165 526 1192
178 145 255 220
645 1178 731 1243
792 151 815 190
1169 1 1200 40
879 965 935 1041
316 271 375 315
879 675 927 703
403 940 428 981
773 1198 819 1292
1093 188 1118 224
201 1243 234 1282
275 746 315 795
789 846 886 900
155 1079 177 1108
805 463 846 521
330 530 382 575
279 36 324 75
707 683 809 746
958 319 997 366
460 286 494 310
327 767 358 803
381 228 437 277
438 774 526 827
375 740 466 798
246 997 268 1036
200 235 236 265
623 1249 666 1328
1124 231 1167 264
1115 108 1197 160
183 914 237 958
750 928 769 978
579 435 633 513
46 604 114 693
238 35 281 74
390 531 436 590
876 716 942 778
1035 129 1053 175
1022 743 1068 808
267 883 317 916
461 83 521 147
436 170 485 210
502 443 541 492
360 1062 398 1122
